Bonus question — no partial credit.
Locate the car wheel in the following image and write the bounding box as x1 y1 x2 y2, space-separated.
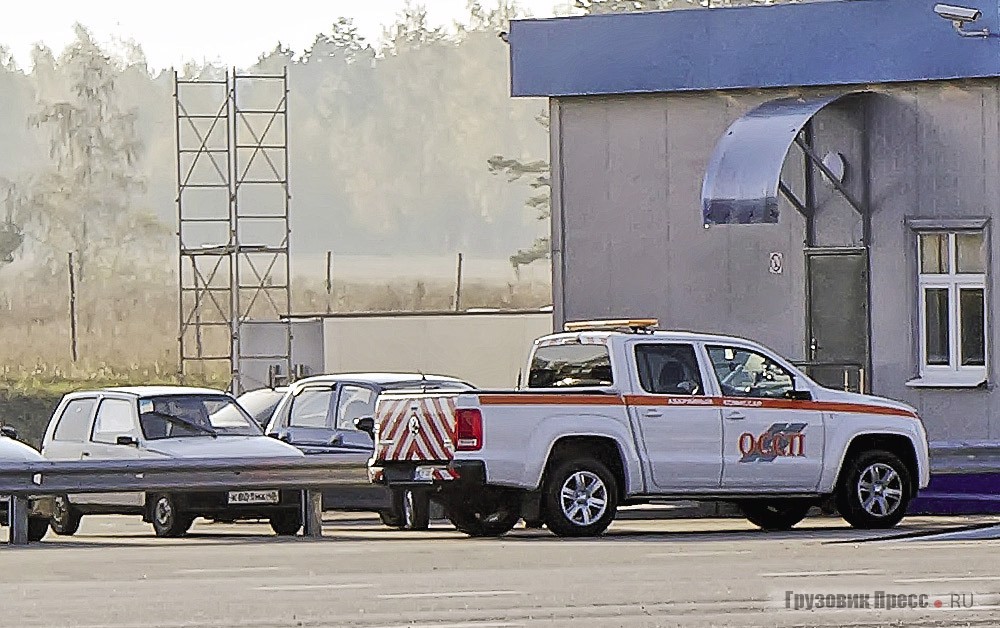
445 490 521 538
50 495 82 536
378 508 403 528
738 499 812 531
402 489 430 531
28 516 49 542
836 450 911 530
150 494 193 538
543 457 619 538
269 510 302 536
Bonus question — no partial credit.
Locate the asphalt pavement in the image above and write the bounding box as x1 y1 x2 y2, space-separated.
3 512 1000 627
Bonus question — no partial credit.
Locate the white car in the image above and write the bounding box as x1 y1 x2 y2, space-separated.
372 319 931 537
0 426 54 542
40 386 304 538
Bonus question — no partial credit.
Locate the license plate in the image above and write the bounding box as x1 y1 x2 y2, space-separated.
227 490 279 505
413 466 437 482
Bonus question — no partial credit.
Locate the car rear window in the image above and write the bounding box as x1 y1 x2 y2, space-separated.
53 398 97 442
528 343 613 388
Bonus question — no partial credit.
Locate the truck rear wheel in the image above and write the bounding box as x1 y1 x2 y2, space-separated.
738 499 812 531
445 490 520 537
836 449 911 529
543 457 618 537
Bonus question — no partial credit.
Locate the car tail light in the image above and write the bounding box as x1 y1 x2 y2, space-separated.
454 408 483 451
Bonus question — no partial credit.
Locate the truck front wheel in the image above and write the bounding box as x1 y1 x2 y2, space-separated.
543 457 619 537
836 449 911 529
738 499 812 531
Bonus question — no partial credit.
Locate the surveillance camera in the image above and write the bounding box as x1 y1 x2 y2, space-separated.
934 3 982 23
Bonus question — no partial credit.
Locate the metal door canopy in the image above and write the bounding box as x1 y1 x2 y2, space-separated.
702 92 863 225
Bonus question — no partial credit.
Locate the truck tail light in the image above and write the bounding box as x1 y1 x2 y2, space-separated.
454 408 483 451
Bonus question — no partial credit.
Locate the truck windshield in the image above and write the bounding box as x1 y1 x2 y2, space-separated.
138 395 262 440
528 343 613 388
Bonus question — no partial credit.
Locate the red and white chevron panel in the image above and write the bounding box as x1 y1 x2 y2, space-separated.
375 396 457 462
431 467 460 481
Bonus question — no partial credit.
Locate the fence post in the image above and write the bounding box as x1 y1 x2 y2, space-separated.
68 252 78 362
454 252 464 312
9 495 29 546
302 489 323 538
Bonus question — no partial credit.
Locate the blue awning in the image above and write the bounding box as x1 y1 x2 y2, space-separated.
701 92 866 225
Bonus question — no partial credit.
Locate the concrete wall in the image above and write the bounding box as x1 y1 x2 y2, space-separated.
322 313 553 389
239 319 325 391
551 80 1000 441
867 83 999 441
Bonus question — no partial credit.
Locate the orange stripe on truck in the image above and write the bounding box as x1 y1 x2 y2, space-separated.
476 392 917 419
478 394 626 406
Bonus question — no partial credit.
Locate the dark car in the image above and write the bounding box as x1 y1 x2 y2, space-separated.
261 373 474 529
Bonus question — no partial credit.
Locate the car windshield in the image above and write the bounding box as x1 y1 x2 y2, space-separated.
138 395 262 440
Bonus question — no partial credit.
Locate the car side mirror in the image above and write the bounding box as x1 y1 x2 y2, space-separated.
116 435 139 447
267 432 280 439
354 416 375 439
1 426 17 440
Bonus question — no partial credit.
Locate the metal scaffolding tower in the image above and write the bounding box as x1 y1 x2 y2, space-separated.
175 69 292 394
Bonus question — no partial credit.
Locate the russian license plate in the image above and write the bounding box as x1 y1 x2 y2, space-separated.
413 466 437 482
227 490 279 505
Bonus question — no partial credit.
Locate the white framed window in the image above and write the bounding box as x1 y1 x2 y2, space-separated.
911 231 987 387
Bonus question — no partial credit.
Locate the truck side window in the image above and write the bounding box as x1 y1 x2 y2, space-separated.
53 398 97 442
289 389 335 428
707 345 795 399
528 343 613 388
635 344 703 395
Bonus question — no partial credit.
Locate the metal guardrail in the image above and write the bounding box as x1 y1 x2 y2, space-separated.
4 445 1000 546
0 456 368 547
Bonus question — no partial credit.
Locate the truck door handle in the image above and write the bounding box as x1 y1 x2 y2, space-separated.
81 451 91 457
724 411 746 421
643 409 663 418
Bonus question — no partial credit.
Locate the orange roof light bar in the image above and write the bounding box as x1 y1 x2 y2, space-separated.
563 319 659 333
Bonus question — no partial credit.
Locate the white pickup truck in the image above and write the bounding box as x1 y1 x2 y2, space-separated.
370 320 930 537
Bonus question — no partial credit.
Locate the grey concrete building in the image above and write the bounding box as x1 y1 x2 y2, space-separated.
507 0 1000 441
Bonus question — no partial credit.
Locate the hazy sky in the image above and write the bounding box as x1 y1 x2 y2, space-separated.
0 0 563 71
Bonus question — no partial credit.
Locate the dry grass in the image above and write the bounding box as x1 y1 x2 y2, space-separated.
0 270 551 385
0 269 549 445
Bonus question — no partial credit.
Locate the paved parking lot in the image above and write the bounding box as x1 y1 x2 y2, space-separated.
4 513 1000 628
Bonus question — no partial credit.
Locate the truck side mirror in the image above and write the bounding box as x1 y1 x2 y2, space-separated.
784 389 813 401
354 416 375 439
116 435 139 447
1 426 18 440
786 377 813 401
